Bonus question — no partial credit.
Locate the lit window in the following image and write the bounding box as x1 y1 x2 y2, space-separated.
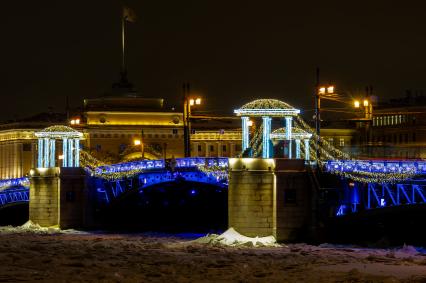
339 138 345 147
328 138 334 145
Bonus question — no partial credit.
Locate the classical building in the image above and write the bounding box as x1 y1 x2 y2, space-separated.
81 96 185 161
0 113 66 179
0 94 243 179
368 94 426 159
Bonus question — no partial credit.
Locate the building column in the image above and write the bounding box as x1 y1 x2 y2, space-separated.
205 142 209 157
49 139 55 167
192 142 198 157
285 116 293 159
230 143 235 157
304 139 310 161
241 116 250 152
295 139 301 159
62 138 68 167
68 138 73 167
288 140 292 159
74 139 80 167
262 116 272 158
38 138 43 168
43 138 50 168
285 116 293 140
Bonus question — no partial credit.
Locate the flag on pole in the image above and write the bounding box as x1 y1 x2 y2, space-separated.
123 6 136 22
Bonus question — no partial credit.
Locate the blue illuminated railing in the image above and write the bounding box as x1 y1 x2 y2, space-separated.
0 177 29 192
0 187 29 206
94 157 228 176
324 160 426 175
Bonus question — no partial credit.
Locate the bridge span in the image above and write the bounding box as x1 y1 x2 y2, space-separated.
0 158 425 218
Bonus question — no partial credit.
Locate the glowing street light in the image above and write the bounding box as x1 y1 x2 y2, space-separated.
315 83 336 159
354 100 360 108
363 99 369 107
247 120 253 127
134 139 141 146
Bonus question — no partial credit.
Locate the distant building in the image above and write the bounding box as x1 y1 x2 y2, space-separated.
0 93 242 179
368 92 426 159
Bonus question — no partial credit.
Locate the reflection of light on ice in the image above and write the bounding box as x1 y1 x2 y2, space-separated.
194 227 280 247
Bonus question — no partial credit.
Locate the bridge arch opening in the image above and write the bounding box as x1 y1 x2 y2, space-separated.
0 202 28 226
98 180 227 233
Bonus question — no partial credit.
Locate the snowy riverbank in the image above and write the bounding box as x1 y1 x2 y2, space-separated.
0 226 425 282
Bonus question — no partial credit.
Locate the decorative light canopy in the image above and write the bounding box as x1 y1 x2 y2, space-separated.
234 99 300 117
235 99 301 159
35 125 83 168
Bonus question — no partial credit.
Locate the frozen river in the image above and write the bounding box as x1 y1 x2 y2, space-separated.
0 227 425 282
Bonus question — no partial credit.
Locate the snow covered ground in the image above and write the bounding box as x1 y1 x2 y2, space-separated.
0 225 425 282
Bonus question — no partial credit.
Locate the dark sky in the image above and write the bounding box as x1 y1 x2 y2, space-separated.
1 1 426 121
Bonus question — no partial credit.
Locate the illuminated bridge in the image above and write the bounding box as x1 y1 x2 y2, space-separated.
1 158 425 218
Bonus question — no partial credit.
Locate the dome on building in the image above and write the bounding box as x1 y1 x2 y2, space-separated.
234 99 300 117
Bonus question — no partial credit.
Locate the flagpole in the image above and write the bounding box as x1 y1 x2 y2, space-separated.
121 14 126 75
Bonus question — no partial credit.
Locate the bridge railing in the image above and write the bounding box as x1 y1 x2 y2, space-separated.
94 157 228 176
0 187 29 206
0 177 29 192
325 160 426 175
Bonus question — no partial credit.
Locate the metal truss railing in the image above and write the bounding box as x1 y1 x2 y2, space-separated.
0 187 29 207
335 180 426 216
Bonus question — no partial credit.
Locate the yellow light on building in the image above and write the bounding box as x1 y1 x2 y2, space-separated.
189 99 195 106
195 98 201 105
58 155 64 160
134 139 141 146
354 100 360 108
327 86 334 94
247 120 253 127
363 99 369 107
319 87 326 94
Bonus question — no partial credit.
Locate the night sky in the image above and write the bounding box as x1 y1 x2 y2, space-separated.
1 1 426 121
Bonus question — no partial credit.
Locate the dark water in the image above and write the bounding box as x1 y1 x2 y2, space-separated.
97 181 228 233
324 204 426 247
0 203 28 226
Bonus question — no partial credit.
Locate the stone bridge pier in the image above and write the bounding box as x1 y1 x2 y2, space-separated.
228 158 319 242
29 167 93 229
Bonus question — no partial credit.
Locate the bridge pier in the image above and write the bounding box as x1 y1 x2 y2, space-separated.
29 167 93 229
228 158 318 242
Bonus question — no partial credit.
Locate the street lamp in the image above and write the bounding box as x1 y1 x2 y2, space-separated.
353 98 373 120
182 82 202 157
315 83 336 160
354 100 360 108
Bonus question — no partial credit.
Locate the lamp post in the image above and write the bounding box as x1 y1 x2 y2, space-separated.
182 83 202 157
314 79 336 160
354 98 373 149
